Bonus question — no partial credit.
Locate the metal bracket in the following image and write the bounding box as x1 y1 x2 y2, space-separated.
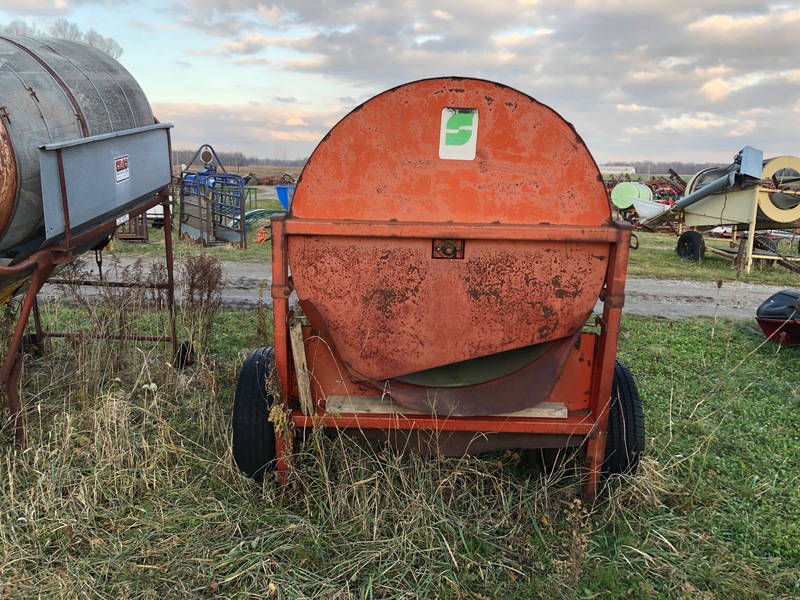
432 238 465 259
271 285 293 299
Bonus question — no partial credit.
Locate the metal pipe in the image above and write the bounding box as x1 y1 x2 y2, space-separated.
47 279 171 289
672 170 737 211
642 171 737 226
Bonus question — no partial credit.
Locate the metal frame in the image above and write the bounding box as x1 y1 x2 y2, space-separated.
269 214 631 502
178 144 247 248
1 185 177 449
115 213 149 241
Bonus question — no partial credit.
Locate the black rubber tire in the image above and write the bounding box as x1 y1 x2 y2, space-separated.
20 333 43 355
603 360 645 476
675 230 705 261
232 347 277 482
755 235 777 252
754 236 777 270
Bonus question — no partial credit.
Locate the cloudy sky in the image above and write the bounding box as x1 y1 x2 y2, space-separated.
1 1 799 164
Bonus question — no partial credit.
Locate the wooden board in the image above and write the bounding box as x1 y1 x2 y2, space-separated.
325 395 568 419
290 321 314 416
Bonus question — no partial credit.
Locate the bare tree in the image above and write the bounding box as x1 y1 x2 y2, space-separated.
1 19 123 59
83 28 123 59
1 20 43 36
49 19 82 41
272 144 289 164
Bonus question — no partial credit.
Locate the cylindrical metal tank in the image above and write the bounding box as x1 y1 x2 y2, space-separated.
0 35 156 257
610 181 652 209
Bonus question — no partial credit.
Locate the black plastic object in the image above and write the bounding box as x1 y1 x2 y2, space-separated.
756 290 800 320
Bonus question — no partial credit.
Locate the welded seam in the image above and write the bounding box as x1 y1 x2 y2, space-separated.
0 56 56 140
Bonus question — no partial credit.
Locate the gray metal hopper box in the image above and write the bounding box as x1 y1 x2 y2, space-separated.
39 123 172 242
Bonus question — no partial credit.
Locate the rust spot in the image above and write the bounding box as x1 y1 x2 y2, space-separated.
0 117 18 237
364 287 409 317
552 275 583 299
534 303 558 338
477 148 490 173
465 277 503 303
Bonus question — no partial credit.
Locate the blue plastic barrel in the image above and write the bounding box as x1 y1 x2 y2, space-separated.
275 185 295 210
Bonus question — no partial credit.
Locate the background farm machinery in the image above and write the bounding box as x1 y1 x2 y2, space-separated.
0 35 177 445
610 148 800 273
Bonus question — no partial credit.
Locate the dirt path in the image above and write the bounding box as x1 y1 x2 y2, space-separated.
610 277 785 320
41 256 789 321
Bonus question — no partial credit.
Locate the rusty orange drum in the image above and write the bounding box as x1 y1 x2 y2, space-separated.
287 78 612 415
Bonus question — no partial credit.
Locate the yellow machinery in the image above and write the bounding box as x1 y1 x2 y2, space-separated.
640 147 800 273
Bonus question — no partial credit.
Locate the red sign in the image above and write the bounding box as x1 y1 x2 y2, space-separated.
115 155 130 183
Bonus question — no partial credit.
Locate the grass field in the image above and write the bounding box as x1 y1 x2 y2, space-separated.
627 231 800 286
2 207 800 596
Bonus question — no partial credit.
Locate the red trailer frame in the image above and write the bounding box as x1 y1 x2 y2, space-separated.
269 215 631 501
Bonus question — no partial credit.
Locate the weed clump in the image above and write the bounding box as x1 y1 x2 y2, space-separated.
181 253 224 355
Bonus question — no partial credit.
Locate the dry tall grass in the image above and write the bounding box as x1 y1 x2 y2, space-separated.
1 269 799 597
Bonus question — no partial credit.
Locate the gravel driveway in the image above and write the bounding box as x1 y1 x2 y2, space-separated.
41 256 790 321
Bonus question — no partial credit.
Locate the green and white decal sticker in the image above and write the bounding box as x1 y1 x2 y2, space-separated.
439 107 478 160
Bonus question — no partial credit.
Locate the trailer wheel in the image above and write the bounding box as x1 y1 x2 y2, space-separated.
233 346 277 482
676 231 705 261
603 360 644 476
776 236 791 253
754 236 777 270
173 340 195 369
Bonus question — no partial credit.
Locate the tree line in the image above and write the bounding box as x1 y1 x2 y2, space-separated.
1 19 122 58
604 160 728 176
173 148 308 168
174 152 723 172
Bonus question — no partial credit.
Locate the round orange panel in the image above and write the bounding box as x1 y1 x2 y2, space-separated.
291 77 609 225
288 78 611 381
